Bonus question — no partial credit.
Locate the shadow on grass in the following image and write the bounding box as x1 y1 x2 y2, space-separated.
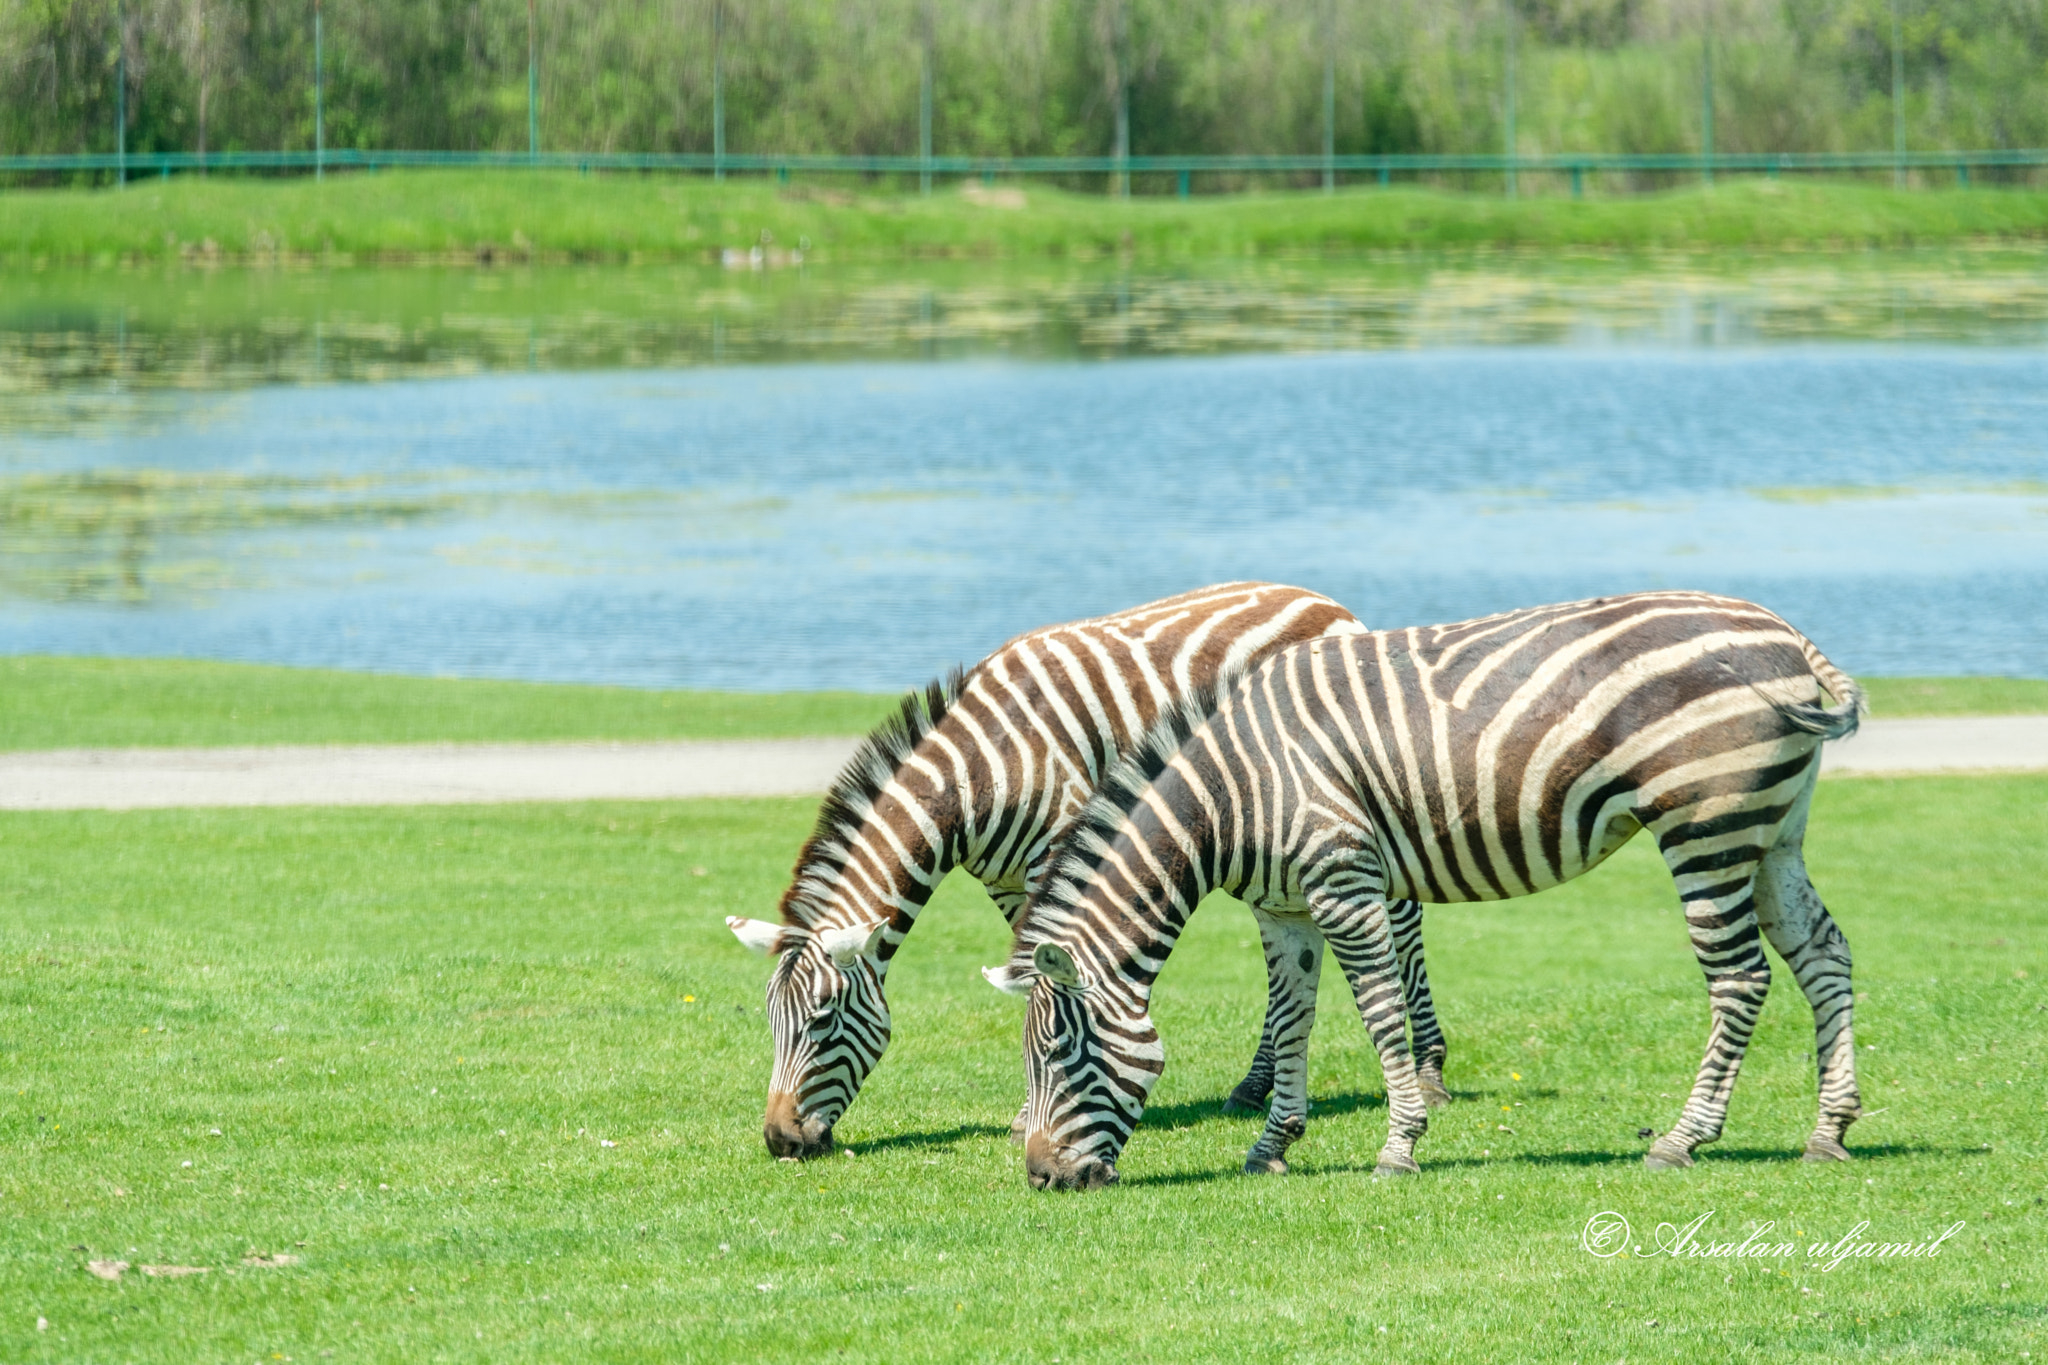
1122 1141 1956 1186
838 1122 1013 1155
1139 1089 1388 1132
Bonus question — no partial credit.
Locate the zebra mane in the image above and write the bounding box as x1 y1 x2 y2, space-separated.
1019 677 1229 949
777 666 970 929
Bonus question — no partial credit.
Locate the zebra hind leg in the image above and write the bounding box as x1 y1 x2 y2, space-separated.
1314 889 1429 1177
1223 905 1301 1113
1240 916 1323 1174
1388 898 1451 1107
1647 835 1773 1170
1755 841 1861 1162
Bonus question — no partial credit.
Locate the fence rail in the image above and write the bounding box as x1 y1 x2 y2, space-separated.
7 147 2047 195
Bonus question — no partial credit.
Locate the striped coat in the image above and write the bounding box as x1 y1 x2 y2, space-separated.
727 583 1440 1158
993 591 1864 1189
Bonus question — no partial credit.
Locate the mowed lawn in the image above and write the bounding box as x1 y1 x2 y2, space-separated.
4 657 2045 749
2 775 2043 1362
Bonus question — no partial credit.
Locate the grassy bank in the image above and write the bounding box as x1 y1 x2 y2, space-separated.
0 657 895 749
9 172 2048 266
4 657 2045 750
2 774 2042 1361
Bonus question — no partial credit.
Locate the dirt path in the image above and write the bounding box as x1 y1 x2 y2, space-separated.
2 717 2043 811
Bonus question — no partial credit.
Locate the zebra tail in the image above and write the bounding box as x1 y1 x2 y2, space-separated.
1777 637 1867 741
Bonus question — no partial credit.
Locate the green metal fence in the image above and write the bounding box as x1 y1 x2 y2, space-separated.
7 147 2046 196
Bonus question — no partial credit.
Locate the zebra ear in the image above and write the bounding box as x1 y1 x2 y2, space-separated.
1032 941 1084 988
727 916 795 956
818 920 888 966
981 963 1035 996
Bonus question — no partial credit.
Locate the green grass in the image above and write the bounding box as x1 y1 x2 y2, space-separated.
1859 676 2048 718
8 172 2048 266
2 773 2043 1361
6 657 2043 751
0 656 895 749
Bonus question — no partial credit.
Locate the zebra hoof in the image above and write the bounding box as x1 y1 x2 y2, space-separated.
1420 1077 1453 1109
1373 1155 1421 1178
1222 1084 1270 1115
1643 1138 1695 1170
1802 1136 1851 1163
1243 1153 1289 1176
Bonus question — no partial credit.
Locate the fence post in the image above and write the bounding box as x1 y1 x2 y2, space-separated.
1700 4 1713 186
1890 0 1905 188
115 0 126 187
919 18 933 196
713 0 725 182
1502 0 1517 198
1327 37 1343 192
1177 166 1189 198
1111 0 1129 198
527 0 539 160
315 0 325 181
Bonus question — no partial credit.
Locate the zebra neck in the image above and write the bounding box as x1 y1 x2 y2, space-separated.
787 793 966 947
1057 792 1217 1009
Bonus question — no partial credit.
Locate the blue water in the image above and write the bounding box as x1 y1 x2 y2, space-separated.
4 346 2046 687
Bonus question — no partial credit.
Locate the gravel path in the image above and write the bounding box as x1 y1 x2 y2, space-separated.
2 717 2044 811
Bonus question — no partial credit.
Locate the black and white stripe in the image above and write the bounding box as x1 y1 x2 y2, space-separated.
995 591 1864 1188
727 583 1442 1158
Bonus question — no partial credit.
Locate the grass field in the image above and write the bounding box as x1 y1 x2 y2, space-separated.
5 657 2044 751
0 657 895 749
8 173 2048 266
3 771 2043 1361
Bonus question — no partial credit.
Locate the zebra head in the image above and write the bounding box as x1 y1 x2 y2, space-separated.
986 940 1163 1191
728 915 891 1159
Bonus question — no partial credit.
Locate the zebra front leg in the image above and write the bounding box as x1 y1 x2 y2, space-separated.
1648 852 1773 1169
1755 841 1861 1161
1314 889 1429 1177
1241 914 1324 1174
1224 904 1307 1113
993 886 1033 1144
1388 897 1450 1107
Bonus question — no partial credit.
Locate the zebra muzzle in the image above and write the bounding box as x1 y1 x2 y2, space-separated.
1024 1131 1119 1191
763 1090 834 1160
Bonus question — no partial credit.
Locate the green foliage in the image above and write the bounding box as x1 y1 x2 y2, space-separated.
0 775 2042 1359
3 0 2046 170
0 656 897 748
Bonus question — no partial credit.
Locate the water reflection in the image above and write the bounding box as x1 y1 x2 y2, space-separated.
3 341 2043 685
5 253 2048 423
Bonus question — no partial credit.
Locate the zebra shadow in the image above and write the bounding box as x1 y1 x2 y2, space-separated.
837 1122 1013 1156
1137 1089 1389 1133
1124 1142 1953 1185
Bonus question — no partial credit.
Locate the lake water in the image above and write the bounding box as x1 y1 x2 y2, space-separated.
4 258 2046 689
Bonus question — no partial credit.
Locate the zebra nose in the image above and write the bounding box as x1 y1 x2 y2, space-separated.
1024 1129 1061 1189
763 1090 833 1160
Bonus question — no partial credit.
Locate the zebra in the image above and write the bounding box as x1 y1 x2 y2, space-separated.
724 582 1445 1159
986 590 1865 1190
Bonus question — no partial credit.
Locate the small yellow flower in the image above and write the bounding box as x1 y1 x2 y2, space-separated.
1511 1072 1521 1081
684 995 697 1003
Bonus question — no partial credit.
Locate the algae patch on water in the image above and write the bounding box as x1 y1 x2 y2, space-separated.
0 470 458 603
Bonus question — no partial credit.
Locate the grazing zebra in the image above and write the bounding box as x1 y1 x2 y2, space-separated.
725 582 1444 1160
988 591 1865 1190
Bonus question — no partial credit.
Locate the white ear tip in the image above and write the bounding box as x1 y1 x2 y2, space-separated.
727 916 784 956
980 965 1002 986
